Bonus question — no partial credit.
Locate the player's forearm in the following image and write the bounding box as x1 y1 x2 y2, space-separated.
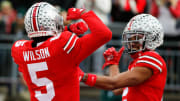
82 69 134 90
109 65 123 94
94 75 118 90
94 73 133 90
82 73 117 90
83 71 141 90
109 65 120 77
95 71 145 89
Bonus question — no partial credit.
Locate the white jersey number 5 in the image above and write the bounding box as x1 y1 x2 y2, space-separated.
27 62 55 101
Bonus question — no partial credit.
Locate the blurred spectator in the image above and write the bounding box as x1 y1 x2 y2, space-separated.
61 11 72 25
76 0 112 25
0 0 17 34
150 0 180 42
56 0 77 10
151 0 180 18
11 0 77 11
10 0 77 33
15 8 26 38
76 0 112 74
53 5 71 26
111 0 148 22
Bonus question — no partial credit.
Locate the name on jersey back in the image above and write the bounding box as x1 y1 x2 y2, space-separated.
23 47 50 62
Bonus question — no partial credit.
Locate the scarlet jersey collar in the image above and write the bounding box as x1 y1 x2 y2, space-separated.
130 50 156 59
130 51 143 59
26 40 47 49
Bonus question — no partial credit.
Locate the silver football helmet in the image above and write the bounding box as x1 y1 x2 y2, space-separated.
24 2 64 38
122 14 164 53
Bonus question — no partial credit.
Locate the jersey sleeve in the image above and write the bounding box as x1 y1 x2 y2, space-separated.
134 52 164 75
61 32 79 54
49 11 112 65
11 40 27 72
11 41 20 64
67 11 112 64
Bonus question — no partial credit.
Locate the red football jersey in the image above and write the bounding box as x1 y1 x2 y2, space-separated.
11 11 112 101
122 51 167 101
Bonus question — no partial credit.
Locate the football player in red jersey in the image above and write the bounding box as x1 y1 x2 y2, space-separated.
11 2 112 101
79 14 167 101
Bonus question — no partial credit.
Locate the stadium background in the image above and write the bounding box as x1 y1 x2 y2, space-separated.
0 0 180 101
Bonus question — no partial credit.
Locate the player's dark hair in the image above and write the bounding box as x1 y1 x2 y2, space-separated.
31 36 53 47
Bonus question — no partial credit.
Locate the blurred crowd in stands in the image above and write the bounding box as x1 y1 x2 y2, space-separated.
0 0 179 39
0 0 179 74
0 0 179 101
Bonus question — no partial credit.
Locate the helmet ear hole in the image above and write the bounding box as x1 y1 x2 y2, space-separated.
152 35 157 41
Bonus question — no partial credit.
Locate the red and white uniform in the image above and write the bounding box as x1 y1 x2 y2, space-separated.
123 0 147 13
150 0 180 18
122 51 167 101
11 11 112 101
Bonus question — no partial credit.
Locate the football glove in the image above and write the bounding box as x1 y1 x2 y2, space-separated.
67 8 85 20
102 47 125 69
78 67 97 87
69 21 88 36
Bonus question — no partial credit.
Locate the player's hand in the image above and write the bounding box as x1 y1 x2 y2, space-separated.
78 67 97 86
102 47 125 69
69 21 88 36
67 8 85 20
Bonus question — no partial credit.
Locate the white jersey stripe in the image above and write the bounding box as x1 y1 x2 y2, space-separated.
139 55 163 66
50 33 61 41
67 37 78 54
136 60 162 73
63 33 75 51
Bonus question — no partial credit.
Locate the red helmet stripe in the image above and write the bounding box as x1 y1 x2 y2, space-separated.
128 18 135 30
32 3 40 31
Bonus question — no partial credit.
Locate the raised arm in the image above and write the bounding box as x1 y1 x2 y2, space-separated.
80 47 152 95
109 65 123 95
66 8 112 64
94 66 152 90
